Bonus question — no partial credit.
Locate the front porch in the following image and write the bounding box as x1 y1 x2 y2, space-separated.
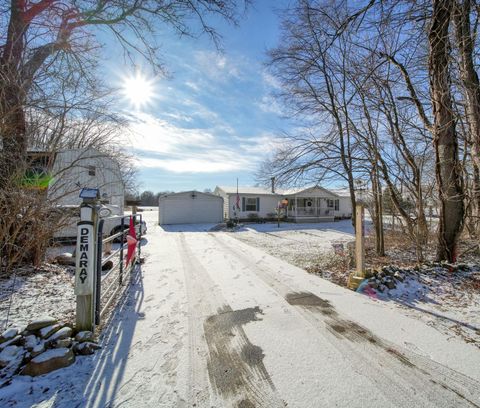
286 196 338 222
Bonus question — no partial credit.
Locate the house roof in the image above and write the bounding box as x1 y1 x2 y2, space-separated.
215 186 279 195
328 188 351 198
159 190 222 200
216 184 342 197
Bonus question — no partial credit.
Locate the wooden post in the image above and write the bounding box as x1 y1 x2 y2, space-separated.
348 202 366 290
355 204 365 277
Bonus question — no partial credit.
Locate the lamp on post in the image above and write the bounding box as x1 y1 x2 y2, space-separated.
348 180 367 290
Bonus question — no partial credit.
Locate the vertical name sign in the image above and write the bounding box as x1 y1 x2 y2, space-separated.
75 221 95 295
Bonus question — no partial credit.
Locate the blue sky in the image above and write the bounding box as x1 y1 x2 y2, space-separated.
104 2 291 193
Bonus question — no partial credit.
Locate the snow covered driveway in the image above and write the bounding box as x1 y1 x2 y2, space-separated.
3 214 480 407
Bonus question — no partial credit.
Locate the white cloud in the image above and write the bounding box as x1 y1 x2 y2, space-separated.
124 112 214 154
262 71 282 90
193 51 244 81
138 156 250 173
185 81 200 92
256 95 285 116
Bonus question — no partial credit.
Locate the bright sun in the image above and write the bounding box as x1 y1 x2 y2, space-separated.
122 73 156 109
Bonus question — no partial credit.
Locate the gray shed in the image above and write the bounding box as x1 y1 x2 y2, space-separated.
158 191 224 225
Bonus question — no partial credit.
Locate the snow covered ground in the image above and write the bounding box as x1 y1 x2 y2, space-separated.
374 265 480 348
228 221 480 350
0 264 75 331
231 220 355 269
2 212 480 407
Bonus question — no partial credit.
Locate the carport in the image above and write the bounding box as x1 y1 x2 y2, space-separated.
158 191 224 225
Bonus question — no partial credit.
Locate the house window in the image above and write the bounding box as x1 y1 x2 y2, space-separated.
327 199 334 208
246 197 258 211
242 197 260 212
88 165 96 176
335 199 339 211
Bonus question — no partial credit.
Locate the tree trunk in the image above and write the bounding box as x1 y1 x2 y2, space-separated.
453 0 480 236
371 165 384 256
0 83 28 186
429 0 464 262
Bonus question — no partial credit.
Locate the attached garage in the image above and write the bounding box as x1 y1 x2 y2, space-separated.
158 191 224 225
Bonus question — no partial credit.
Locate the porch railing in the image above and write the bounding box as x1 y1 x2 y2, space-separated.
290 207 336 217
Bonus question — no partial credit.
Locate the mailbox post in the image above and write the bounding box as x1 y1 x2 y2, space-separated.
75 188 100 332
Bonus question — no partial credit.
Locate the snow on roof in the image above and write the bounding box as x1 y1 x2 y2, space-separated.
216 185 346 197
159 190 221 199
328 188 351 198
216 186 279 195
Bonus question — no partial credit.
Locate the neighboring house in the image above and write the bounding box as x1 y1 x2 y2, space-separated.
214 185 352 222
158 191 223 225
28 148 125 211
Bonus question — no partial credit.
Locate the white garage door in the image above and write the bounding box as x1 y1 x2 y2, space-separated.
160 197 223 224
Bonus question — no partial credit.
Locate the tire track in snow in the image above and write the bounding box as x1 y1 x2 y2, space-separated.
177 233 284 408
211 233 480 407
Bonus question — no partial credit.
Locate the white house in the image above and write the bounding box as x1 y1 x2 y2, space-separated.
214 186 283 220
284 186 352 222
158 191 223 225
28 148 125 211
214 185 352 222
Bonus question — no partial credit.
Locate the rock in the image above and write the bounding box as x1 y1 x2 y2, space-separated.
53 338 72 349
26 317 57 332
55 253 75 266
0 328 18 344
369 280 379 289
75 331 94 343
23 335 39 351
0 335 21 351
73 342 101 356
0 347 25 383
393 272 405 282
46 327 72 343
385 279 396 290
39 324 62 339
0 346 23 368
21 348 75 377
31 342 46 358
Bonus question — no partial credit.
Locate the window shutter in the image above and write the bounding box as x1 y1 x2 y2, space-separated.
242 197 246 211
256 197 260 212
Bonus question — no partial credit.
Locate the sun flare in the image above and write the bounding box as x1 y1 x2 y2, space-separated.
122 73 156 109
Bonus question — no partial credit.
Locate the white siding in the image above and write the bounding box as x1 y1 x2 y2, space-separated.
48 148 125 211
337 196 352 218
227 194 281 219
159 191 223 225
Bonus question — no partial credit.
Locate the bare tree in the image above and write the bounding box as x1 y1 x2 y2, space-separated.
0 0 250 184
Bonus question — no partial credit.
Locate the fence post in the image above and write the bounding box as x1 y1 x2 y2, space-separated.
137 214 142 261
95 219 104 326
119 216 125 286
75 188 100 332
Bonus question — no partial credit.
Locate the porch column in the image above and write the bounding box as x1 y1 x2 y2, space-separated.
295 196 297 218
